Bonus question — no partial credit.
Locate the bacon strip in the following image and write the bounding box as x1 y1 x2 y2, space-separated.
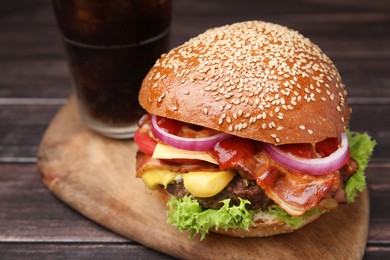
232 151 342 216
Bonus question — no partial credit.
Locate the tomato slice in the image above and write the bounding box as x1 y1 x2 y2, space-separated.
315 137 339 157
278 143 315 159
134 129 157 155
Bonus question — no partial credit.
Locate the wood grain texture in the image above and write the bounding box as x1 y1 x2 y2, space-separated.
37 97 369 259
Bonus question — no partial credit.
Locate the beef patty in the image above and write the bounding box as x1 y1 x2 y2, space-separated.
166 174 275 210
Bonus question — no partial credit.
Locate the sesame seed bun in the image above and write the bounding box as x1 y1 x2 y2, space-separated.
139 20 350 145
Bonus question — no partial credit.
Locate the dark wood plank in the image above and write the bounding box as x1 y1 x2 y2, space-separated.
364 247 390 260
0 60 71 98
0 243 387 260
0 104 61 161
0 164 126 242
366 163 390 244
172 0 390 17
349 104 390 163
0 4 63 60
0 244 387 260
0 243 175 260
337 58 390 98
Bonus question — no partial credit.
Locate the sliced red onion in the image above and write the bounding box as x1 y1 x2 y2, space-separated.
263 133 349 175
137 114 149 126
151 114 232 151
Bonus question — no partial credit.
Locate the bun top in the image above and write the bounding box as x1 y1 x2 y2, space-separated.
139 21 350 144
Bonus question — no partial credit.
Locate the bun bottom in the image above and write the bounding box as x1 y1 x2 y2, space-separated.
212 212 320 238
154 188 322 238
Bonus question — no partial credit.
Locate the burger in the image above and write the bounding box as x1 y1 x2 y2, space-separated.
134 21 376 239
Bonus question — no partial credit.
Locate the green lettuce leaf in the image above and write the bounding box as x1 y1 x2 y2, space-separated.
266 205 325 229
345 130 376 202
167 196 255 240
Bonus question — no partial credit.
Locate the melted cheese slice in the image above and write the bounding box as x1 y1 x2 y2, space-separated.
141 169 235 198
182 170 235 198
142 169 178 189
152 143 218 165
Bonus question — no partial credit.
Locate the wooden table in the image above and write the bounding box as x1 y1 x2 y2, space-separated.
1 0 389 259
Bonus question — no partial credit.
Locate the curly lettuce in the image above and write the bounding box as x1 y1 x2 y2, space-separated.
345 130 376 202
167 196 254 240
266 205 325 229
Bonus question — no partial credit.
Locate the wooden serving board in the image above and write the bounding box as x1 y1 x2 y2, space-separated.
37 96 369 260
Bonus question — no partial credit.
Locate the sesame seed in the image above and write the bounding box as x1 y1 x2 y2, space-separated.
308 129 313 134
299 125 306 130
157 93 166 103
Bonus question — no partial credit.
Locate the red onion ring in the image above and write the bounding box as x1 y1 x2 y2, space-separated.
263 133 349 175
151 114 232 151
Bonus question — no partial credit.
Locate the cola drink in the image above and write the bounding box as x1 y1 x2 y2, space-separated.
52 0 172 138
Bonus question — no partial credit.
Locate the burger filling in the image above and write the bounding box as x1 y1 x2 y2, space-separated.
134 114 375 238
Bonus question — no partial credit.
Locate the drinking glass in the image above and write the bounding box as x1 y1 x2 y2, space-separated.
51 0 172 138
